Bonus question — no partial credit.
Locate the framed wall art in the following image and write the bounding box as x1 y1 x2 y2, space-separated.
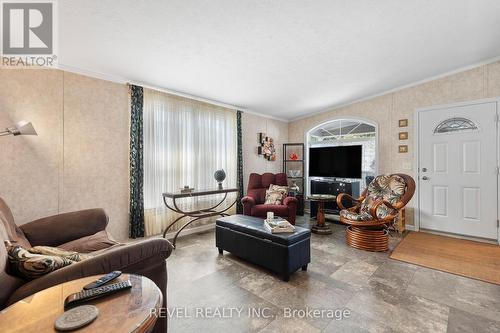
398 145 408 153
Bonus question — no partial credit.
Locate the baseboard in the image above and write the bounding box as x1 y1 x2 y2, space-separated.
163 222 215 241
405 225 416 231
418 228 498 244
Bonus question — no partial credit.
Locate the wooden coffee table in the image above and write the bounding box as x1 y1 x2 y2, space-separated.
308 194 337 235
0 274 162 333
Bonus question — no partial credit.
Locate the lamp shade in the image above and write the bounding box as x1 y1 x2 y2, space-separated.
8 121 37 136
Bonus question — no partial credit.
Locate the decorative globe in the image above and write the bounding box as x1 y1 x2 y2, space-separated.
214 169 226 189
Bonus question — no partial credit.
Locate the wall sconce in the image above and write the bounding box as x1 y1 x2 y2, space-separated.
0 121 37 137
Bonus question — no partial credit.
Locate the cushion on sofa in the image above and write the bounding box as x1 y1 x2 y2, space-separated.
29 246 92 261
264 184 288 205
58 230 118 253
269 184 288 192
5 242 90 279
6 238 172 307
264 190 285 205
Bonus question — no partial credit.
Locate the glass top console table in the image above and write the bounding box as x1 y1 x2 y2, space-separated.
162 188 239 248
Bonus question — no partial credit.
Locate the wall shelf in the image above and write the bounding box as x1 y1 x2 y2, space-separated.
283 143 305 216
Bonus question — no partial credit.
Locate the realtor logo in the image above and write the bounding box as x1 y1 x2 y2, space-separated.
1 0 57 66
2 1 53 54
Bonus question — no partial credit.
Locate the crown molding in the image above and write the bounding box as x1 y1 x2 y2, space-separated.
57 54 500 124
55 63 289 123
290 55 500 122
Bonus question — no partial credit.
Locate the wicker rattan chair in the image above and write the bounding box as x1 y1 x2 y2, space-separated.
337 173 415 252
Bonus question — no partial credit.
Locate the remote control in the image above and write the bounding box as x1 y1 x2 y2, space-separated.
64 280 132 310
83 271 122 290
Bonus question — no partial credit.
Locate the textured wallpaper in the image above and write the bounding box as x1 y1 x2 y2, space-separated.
241 112 289 193
0 69 130 241
288 61 500 226
0 69 288 240
1 61 499 238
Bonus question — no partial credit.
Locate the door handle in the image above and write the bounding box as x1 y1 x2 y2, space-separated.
421 176 429 180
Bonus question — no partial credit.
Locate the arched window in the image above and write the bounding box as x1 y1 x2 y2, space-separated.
434 117 478 134
309 119 376 142
306 118 377 190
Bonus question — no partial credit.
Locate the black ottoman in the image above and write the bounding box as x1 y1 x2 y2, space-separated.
216 215 311 281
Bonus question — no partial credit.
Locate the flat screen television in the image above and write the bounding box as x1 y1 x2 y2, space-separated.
308 145 362 178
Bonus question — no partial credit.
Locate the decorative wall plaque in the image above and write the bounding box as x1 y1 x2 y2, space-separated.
399 132 408 140
257 133 276 161
398 145 408 153
399 119 408 127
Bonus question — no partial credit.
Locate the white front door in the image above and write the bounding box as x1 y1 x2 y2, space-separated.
418 101 498 240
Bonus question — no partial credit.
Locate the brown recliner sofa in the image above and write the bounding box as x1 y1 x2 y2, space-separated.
0 197 172 333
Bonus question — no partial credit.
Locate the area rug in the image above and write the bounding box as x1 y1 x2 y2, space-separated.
390 232 500 285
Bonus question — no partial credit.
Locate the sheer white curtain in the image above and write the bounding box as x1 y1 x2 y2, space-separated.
143 89 237 236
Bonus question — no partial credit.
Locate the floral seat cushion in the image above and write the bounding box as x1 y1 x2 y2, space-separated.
340 210 372 221
341 175 407 221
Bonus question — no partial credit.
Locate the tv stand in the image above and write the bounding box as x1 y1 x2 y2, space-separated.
310 179 360 218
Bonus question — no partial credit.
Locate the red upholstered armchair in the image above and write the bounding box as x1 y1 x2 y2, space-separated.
241 173 298 224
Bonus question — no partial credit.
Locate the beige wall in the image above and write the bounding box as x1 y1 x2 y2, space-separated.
241 112 289 193
0 69 63 225
0 68 287 240
61 72 130 240
289 60 500 226
0 69 130 241
2 60 499 238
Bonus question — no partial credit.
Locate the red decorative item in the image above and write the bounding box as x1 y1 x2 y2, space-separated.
289 152 298 160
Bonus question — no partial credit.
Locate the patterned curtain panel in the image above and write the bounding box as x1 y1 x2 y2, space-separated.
129 85 145 238
236 111 244 214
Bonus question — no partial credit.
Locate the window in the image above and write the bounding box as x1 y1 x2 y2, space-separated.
434 117 478 134
143 89 237 236
307 119 377 189
308 119 376 142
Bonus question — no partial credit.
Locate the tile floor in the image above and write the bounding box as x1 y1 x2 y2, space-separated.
167 216 500 333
